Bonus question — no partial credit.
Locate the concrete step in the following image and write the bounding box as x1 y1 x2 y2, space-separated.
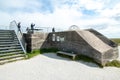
0 37 18 41
0 41 19 44
0 36 17 38
0 32 11 34
0 52 24 57
0 34 12 37
0 41 19 43
0 56 25 65
0 49 23 53
0 43 21 47
0 42 14 44
0 54 25 60
0 40 13 42
0 30 26 64
0 44 21 47
0 37 13 39
0 46 22 50
0 30 13 32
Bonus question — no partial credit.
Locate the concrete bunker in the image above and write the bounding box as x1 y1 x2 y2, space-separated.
24 29 119 66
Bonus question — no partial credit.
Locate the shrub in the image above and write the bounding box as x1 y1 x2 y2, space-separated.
111 38 120 45
105 60 120 68
27 49 40 59
40 48 59 54
27 48 59 59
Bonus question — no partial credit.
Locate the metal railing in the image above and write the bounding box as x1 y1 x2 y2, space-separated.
9 20 26 54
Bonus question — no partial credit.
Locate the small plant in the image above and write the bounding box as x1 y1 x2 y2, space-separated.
105 60 120 68
27 49 40 59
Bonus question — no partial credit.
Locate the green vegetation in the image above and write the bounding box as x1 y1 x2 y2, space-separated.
105 60 120 68
57 54 102 67
111 38 120 45
40 48 59 54
27 49 40 59
75 55 95 62
75 55 103 67
27 48 59 59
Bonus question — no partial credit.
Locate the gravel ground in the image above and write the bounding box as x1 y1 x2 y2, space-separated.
0 47 120 80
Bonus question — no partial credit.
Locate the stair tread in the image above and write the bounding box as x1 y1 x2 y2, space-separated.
0 54 25 60
0 46 21 50
0 49 23 53
0 30 25 64
0 52 24 56
0 42 14 43
0 44 21 47
0 57 25 64
0 42 19 44
0 40 13 42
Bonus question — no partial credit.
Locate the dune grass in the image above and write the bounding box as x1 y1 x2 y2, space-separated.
111 38 120 45
27 50 40 59
105 60 120 68
27 48 59 59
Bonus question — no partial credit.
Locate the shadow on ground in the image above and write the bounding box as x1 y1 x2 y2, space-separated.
42 53 99 68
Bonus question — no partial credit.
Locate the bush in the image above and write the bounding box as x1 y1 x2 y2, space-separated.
105 60 120 68
40 48 59 54
27 49 40 59
27 48 59 59
75 55 94 62
111 38 120 45
75 55 103 67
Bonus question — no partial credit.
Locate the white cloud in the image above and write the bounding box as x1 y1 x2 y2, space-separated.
99 24 120 38
79 0 104 10
0 0 120 38
0 12 12 25
10 7 83 30
100 8 120 18
0 0 41 12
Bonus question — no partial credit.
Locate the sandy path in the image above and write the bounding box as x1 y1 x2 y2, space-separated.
0 48 120 80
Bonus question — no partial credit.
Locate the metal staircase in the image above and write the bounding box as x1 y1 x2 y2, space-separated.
0 30 26 64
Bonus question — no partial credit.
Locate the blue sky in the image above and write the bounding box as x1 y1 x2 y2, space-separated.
0 0 120 38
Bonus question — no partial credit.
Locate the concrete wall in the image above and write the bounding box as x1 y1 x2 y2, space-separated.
24 30 119 66
47 30 118 65
24 32 51 52
47 31 102 64
87 29 118 47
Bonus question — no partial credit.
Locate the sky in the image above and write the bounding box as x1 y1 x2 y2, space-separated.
0 0 120 38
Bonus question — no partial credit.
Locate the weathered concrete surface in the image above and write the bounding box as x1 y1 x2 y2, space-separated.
47 30 118 66
24 29 119 66
24 32 51 52
87 29 117 47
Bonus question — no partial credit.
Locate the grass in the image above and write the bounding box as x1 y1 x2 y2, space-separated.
27 49 40 59
27 48 59 59
111 38 120 45
75 55 103 67
105 60 120 68
75 55 95 62
40 48 59 54
57 53 102 67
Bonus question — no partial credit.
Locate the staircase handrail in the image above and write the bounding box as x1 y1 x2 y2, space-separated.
9 20 26 54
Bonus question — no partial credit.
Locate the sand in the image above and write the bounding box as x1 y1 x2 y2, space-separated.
0 47 120 80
